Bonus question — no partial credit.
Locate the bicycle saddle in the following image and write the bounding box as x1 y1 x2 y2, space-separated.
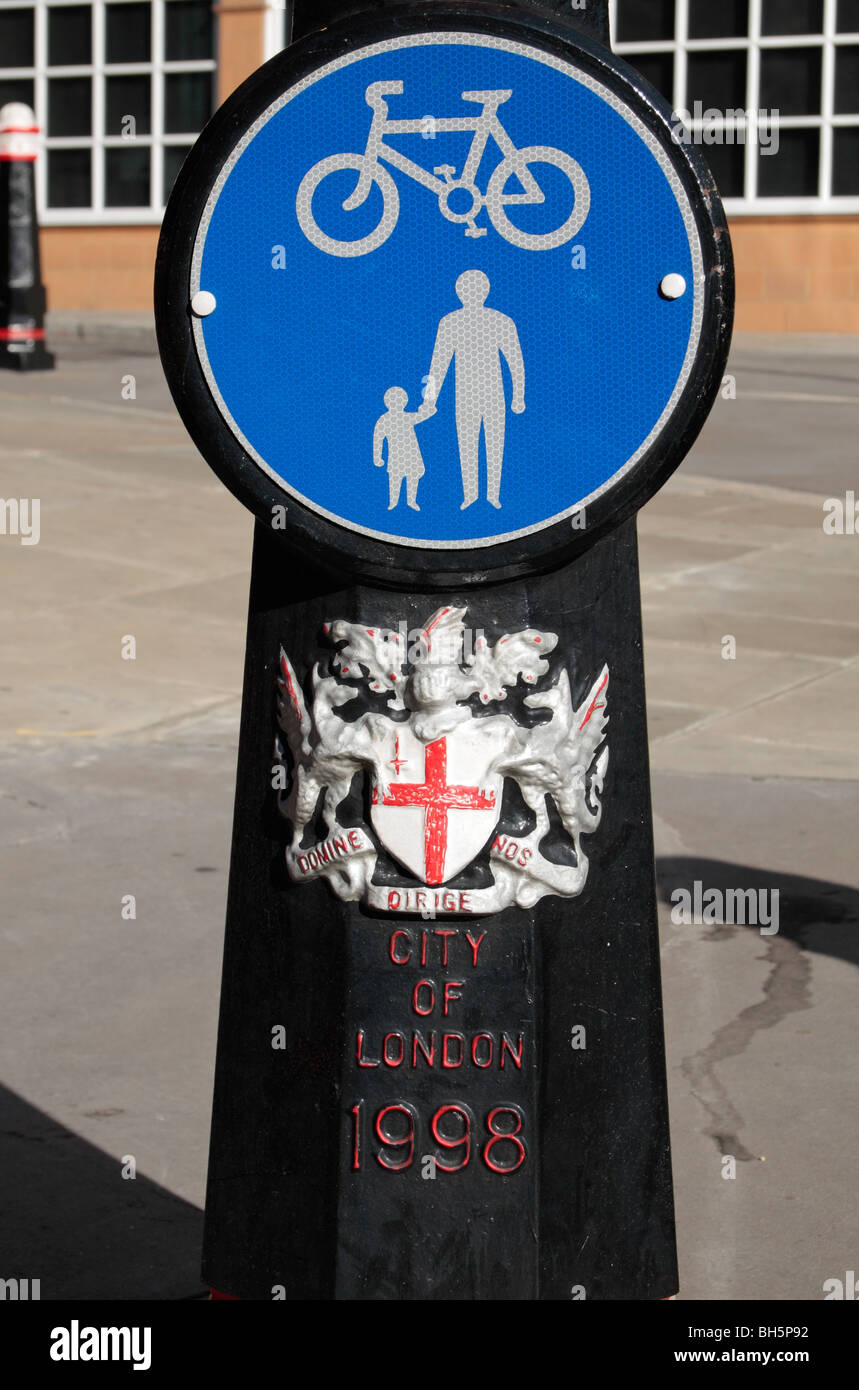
460 90 513 105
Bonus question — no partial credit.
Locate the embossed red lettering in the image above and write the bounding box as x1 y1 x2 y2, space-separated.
389 929 411 965
465 931 486 966
375 1103 416 1171
433 928 455 965
431 1104 472 1172
483 1106 526 1173
411 1030 436 1068
412 979 435 1016
442 1032 464 1068
443 979 464 1015
355 1029 379 1068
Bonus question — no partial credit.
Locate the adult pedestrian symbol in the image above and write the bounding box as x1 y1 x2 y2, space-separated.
160 17 729 583
426 270 525 510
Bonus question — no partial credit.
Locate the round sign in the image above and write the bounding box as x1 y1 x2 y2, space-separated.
156 7 732 587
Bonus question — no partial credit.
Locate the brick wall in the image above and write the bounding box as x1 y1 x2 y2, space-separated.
41 226 161 312
39 213 859 330
731 217 859 334
213 0 269 105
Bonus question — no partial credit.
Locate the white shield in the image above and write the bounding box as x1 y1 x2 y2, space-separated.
371 722 504 885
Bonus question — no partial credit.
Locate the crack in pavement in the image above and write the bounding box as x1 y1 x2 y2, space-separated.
681 928 813 1161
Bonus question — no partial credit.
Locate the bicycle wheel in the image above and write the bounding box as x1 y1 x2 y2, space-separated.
295 154 400 258
486 145 590 251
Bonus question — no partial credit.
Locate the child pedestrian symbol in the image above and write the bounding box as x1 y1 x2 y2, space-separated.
373 386 436 510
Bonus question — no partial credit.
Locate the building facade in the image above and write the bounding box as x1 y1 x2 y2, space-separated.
0 0 857 329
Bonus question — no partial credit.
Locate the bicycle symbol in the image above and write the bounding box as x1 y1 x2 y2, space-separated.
296 81 591 257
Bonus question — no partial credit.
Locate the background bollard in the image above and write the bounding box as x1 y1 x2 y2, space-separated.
0 102 54 372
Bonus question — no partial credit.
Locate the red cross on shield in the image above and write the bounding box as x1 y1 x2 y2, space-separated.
371 724 503 884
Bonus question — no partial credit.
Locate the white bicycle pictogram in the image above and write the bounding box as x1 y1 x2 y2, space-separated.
296 81 591 256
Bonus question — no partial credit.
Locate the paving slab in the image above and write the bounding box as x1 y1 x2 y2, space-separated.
1 333 857 1300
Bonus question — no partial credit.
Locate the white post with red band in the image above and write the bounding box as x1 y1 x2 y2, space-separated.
0 102 54 370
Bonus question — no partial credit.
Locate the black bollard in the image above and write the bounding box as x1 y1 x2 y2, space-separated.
156 0 732 1299
0 102 54 372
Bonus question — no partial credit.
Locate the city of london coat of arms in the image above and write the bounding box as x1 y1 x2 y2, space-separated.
274 606 609 915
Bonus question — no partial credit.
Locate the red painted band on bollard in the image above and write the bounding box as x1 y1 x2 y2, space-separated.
0 327 46 340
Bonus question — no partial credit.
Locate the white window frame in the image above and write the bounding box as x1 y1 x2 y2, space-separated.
262 0 287 62
0 0 216 224
610 0 859 214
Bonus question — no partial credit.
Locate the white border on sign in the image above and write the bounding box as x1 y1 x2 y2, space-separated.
190 31 705 550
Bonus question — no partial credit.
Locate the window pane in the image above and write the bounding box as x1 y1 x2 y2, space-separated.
758 128 818 195
838 0 859 32
0 7 34 66
687 52 747 112
702 141 745 198
105 145 150 206
164 71 211 132
106 2 151 63
106 75 151 135
48 5 92 66
835 45 859 112
164 0 213 60
760 48 822 116
761 0 823 34
630 53 674 104
163 143 192 202
0 78 35 108
833 128 859 193
615 0 675 43
48 77 92 136
688 0 749 39
47 147 91 207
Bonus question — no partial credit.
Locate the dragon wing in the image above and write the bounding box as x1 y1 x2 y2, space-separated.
561 665 609 839
571 665 609 773
515 665 609 832
277 647 313 762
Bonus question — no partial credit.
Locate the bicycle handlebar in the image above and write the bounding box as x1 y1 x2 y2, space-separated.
365 81 405 108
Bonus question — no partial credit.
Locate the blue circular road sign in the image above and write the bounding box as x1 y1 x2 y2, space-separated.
157 9 732 585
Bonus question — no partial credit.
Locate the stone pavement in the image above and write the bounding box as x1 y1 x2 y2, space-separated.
0 330 857 1299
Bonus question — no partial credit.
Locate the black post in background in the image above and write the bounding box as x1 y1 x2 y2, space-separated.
288 0 610 46
0 103 54 372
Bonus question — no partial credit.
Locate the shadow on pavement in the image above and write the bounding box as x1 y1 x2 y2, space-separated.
0 1084 205 1300
656 856 859 967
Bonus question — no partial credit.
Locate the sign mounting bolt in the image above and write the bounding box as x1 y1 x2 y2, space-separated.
191 290 217 317
659 273 686 300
